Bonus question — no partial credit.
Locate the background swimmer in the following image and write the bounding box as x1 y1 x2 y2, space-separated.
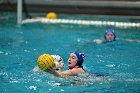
93 29 140 44
93 29 116 44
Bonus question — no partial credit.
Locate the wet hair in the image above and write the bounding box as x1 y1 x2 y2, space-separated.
104 29 116 41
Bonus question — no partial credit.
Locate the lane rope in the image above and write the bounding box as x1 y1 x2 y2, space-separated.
22 17 140 28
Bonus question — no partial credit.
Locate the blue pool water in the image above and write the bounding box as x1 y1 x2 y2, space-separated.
0 13 140 93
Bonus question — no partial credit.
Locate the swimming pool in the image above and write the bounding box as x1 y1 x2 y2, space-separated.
0 12 140 93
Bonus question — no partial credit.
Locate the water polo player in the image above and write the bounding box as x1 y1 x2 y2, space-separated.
104 29 116 42
93 29 116 44
50 51 86 78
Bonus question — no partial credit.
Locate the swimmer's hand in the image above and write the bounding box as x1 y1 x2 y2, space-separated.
93 39 103 44
32 66 40 72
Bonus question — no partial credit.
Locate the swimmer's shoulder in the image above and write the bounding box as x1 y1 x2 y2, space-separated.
70 68 85 74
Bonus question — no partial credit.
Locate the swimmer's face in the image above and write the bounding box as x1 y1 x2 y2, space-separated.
68 53 78 69
105 32 115 41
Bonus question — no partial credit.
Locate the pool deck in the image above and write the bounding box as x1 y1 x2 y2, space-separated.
1 0 140 16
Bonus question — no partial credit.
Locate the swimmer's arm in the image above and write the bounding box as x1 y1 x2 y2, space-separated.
47 69 69 78
124 39 140 42
92 39 104 44
54 70 70 78
53 69 78 78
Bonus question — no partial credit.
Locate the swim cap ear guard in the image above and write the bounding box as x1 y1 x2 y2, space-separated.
104 29 116 41
74 51 85 67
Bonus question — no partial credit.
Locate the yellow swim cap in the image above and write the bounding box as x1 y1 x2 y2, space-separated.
38 54 55 71
46 12 57 19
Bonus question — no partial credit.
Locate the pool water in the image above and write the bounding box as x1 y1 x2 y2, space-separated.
0 13 140 93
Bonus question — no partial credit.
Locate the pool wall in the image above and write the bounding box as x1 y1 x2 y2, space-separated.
0 0 140 16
